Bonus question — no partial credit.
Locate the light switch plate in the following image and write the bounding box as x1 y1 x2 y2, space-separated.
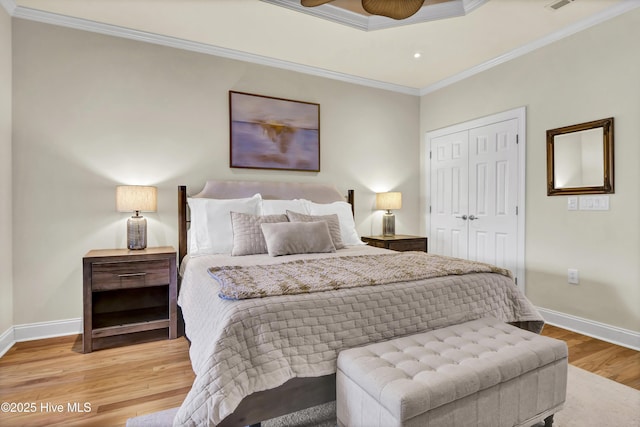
579 195 610 211
568 197 578 211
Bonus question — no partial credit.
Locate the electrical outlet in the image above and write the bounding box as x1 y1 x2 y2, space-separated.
568 269 579 285
568 197 578 211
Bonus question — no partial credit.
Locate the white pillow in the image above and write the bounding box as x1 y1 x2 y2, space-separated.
304 200 364 246
188 194 261 255
260 199 309 215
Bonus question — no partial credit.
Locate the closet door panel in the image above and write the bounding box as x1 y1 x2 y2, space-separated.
430 130 469 259
468 119 519 274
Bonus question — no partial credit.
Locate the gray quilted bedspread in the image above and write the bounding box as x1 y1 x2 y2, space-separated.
175 246 543 426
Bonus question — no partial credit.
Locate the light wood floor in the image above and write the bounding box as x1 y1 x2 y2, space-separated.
542 325 639 389
0 326 638 426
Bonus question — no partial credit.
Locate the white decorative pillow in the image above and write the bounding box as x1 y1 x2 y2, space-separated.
260 199 309 216
230 212 288 256
188 194 262 256
261 222 336 257
304 200 364 246
285 210 346 250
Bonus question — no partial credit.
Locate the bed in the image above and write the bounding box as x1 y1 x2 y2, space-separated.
174 180 544 427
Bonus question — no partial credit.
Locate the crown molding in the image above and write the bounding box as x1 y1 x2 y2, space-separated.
0 0 16 15
3 0 639 97
7 2 419 95
420 0 640 95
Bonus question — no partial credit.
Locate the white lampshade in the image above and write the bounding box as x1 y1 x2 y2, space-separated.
116 186 157 213
116 185 157 250
376 192 402 211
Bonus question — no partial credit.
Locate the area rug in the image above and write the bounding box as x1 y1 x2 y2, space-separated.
126 365 640 426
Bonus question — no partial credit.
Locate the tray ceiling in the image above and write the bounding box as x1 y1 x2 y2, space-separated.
261 0 489 31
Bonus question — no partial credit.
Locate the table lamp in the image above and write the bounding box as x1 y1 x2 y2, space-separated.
376 192 402 236
116 185 157 250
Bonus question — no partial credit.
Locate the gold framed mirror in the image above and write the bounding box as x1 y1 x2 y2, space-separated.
546 117 614 196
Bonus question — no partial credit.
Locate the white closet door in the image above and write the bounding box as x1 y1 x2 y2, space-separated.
429 130 469 259
468 119 519 274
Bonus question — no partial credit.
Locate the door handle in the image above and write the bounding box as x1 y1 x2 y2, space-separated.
455 215 468 220
468 215 478 221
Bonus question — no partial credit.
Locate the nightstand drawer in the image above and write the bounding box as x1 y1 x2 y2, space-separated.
387 240 426 252
92 259 170 291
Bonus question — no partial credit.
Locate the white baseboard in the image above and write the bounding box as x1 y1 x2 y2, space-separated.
0 327 15 358
537 307 640 351
13 318 82 341
0 318 82 358
2 311 637 358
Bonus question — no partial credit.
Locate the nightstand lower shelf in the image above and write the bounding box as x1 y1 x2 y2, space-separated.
92 307 170 338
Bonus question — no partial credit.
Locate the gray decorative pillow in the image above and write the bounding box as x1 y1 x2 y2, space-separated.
285 210 346 249
231 212 288 256
260 222 336 257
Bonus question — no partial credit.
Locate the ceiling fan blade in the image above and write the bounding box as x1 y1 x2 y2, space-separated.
361 0 426 20
301 0 334 7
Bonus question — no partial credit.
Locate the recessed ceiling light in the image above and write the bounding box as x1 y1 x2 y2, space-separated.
413 52 421 59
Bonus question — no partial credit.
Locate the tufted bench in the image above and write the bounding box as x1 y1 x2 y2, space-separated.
336 317 567 427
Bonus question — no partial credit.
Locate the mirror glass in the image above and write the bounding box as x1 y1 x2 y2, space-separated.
547 118 614 196
553 128 604 188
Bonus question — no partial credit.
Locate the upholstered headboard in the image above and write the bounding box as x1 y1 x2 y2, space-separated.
192 180 345 203
178 180 355 263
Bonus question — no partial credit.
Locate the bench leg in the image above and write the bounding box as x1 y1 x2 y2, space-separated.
544 414 554 427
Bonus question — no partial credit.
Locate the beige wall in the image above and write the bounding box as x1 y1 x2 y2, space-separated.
11 19 420 325
420 9 640 331
0 8 13 334
8 9 639 334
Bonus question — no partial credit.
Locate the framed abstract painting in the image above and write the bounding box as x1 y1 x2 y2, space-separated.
229 91 320 172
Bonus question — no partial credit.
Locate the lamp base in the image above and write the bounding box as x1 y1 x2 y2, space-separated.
127 215 147 250
382 212 395 237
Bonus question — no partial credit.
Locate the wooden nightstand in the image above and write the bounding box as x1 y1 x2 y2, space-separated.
361 235 428 252
82 246 177 353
